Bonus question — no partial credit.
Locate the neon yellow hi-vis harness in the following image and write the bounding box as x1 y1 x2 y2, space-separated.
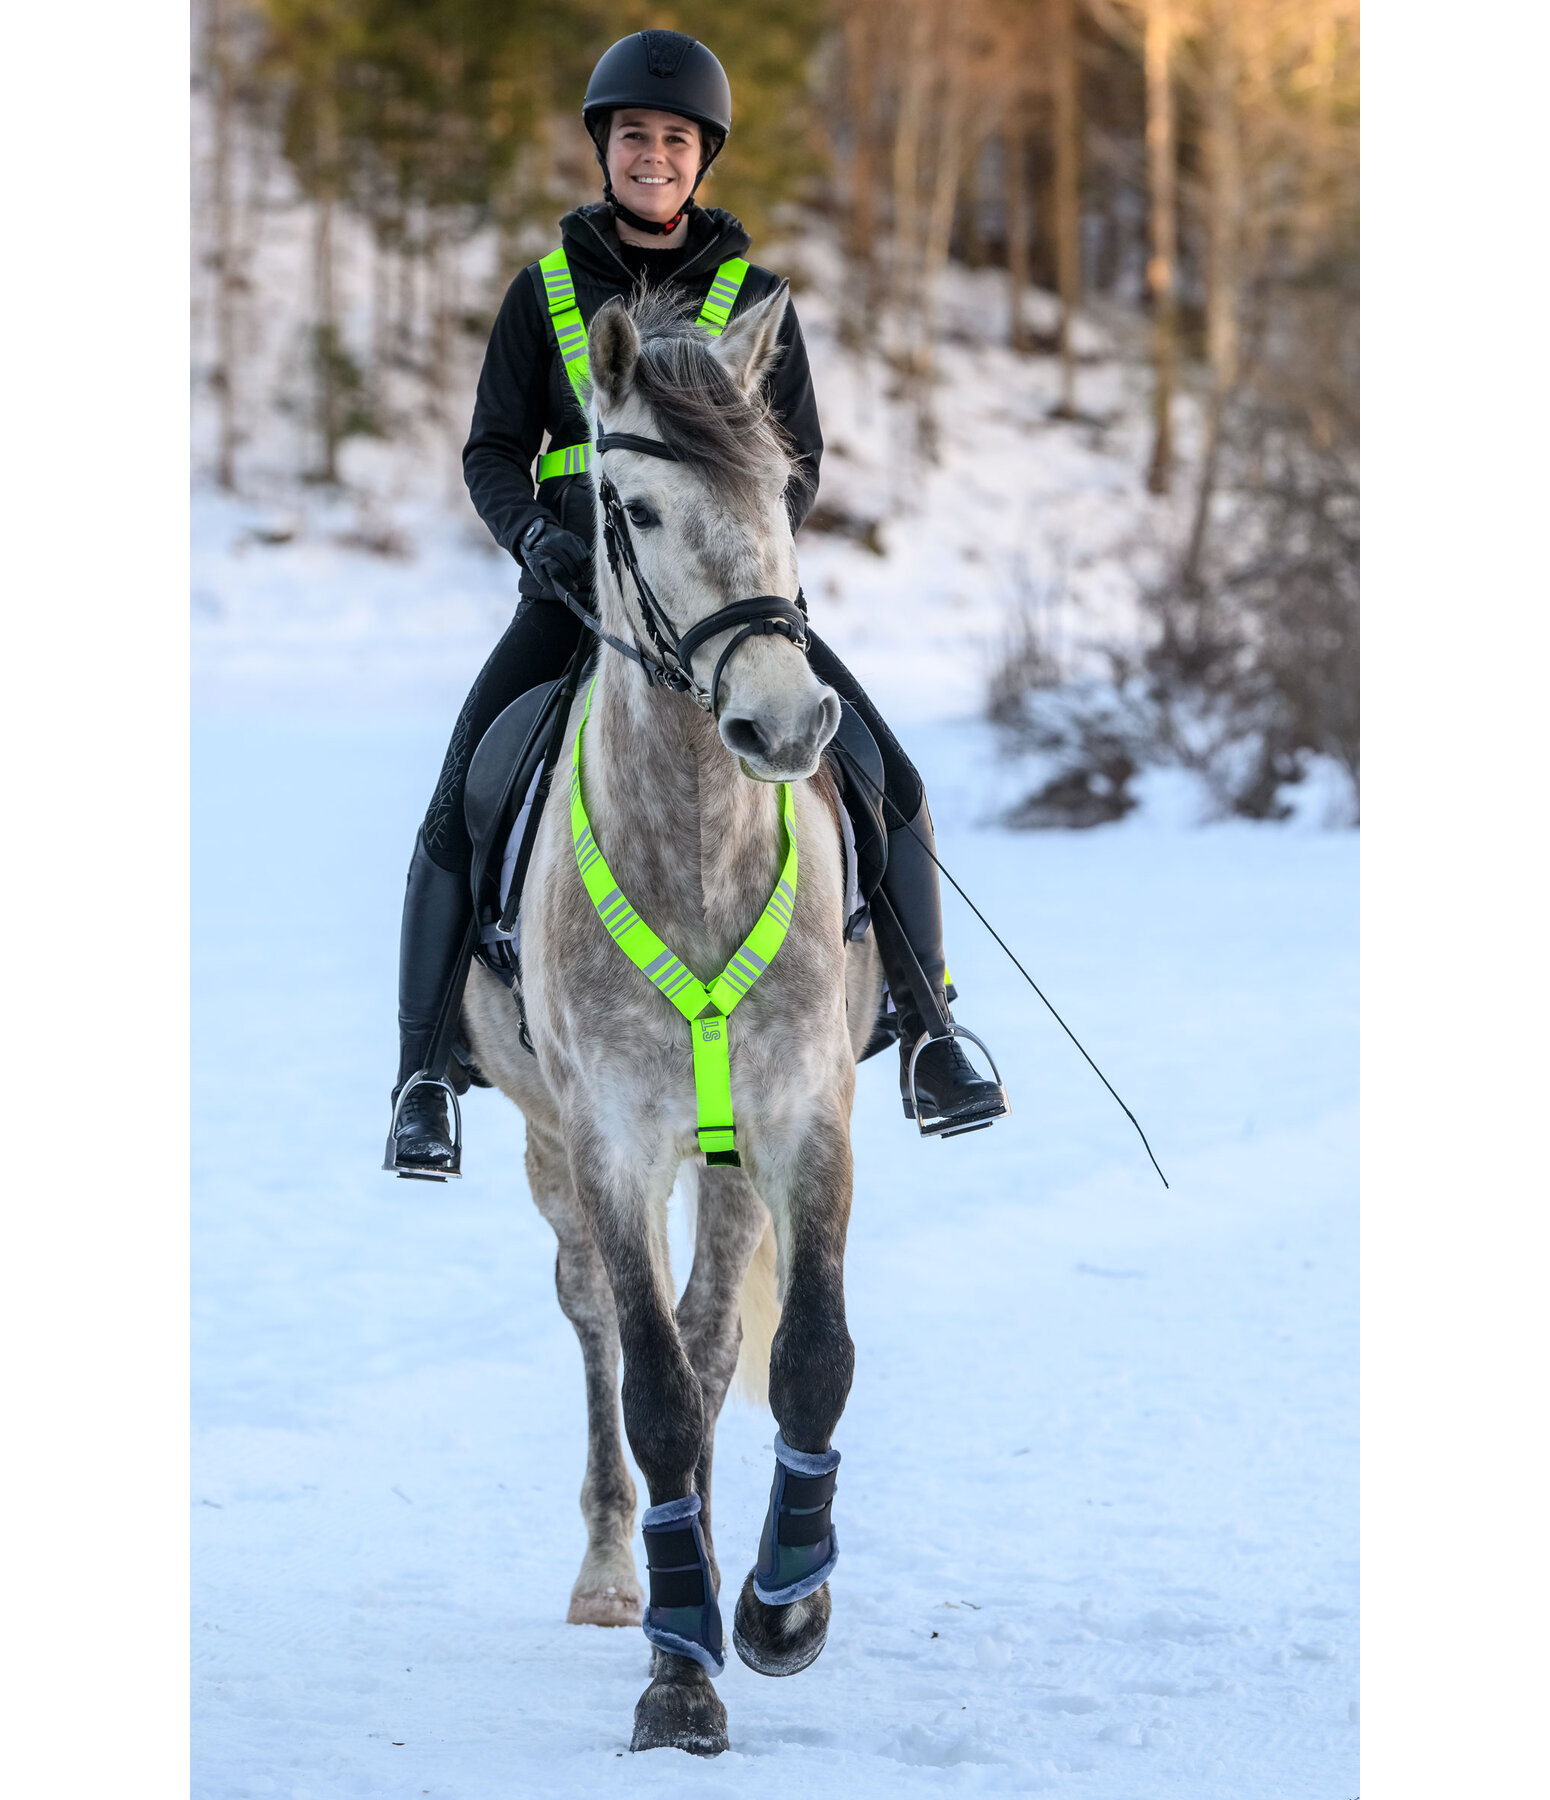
570 680 796 1167
535 246 750 485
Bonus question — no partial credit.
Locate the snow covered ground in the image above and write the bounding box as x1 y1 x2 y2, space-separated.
191 204 1355 1797
193 681 1357 1796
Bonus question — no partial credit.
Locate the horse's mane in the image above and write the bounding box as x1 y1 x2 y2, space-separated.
623 285 794 514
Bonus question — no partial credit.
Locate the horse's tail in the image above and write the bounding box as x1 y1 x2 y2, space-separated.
733 1214 780 1407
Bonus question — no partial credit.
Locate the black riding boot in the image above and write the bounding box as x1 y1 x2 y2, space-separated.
872 797 1009 1136
385 831 475 1179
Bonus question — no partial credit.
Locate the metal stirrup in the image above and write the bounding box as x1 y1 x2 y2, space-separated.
905 1025 1009 1141
382 1069 464 1180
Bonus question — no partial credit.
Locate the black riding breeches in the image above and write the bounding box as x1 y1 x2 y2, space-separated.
421 597 588 874
417 597 927 875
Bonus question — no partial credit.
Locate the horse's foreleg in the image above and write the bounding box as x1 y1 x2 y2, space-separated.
675 1164 771 1591
733 1112 855 1678
570 1150 728 1756
525 1123 641 1628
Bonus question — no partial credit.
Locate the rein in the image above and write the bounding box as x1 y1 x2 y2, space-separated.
549 427 810 716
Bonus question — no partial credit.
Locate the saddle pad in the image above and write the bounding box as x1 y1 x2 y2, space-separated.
482 761 546 960
825 700 888 909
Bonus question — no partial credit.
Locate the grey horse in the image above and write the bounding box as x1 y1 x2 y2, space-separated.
460 283 883 1755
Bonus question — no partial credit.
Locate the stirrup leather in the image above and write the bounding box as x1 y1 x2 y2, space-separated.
382 1069 464 1181
905 1024 1010 1140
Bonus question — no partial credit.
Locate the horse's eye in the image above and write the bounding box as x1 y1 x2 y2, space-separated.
625 502 659 530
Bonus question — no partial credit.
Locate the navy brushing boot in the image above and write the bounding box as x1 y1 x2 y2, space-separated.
639 1493 724 1677
732 1435 840 1677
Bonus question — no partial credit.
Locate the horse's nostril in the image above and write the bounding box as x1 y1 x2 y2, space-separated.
719 713 771 763
812 691 841 753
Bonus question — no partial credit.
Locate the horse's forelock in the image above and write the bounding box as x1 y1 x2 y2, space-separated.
621 288 793 514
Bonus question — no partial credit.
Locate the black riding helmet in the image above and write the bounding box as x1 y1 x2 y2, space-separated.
582 31 733 237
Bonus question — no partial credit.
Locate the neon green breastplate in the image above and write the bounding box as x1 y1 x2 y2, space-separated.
569 681 797 1167
535 246 751 485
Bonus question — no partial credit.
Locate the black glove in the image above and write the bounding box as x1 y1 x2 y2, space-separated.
518 516 593 601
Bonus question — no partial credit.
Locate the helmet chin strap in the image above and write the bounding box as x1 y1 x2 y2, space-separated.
604 181 697 237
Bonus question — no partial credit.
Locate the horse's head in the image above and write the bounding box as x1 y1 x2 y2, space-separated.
586 285 840 783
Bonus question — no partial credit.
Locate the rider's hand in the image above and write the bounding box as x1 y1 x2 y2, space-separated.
519 516 593 600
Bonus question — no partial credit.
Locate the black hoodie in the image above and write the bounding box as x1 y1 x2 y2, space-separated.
462 202 824 593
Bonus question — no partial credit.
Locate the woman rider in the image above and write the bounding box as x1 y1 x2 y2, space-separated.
388 29 1009 1177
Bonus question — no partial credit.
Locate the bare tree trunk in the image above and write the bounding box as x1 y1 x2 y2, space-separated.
1234 0 1273 396
311 73 341 483
429 223 453 430
890 0 932 324
886 0 937 473
842 0 880 343
1144 0 1177 495
1050 0 1082 416
395 225 415 370
207 0 240 490
428 41 460 431
1005 101 1031 351
1183 0 1242 585
1296 0 1338 266
371 225 392 425
923 77 968 291
844 2 878 261
960 138 986 268
916 42 969 460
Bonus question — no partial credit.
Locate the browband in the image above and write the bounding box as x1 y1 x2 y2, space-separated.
594 432 679 461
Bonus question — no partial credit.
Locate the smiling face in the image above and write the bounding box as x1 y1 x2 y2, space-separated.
605 109 704 227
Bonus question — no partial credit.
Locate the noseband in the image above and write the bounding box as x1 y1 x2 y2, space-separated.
553 427 810 717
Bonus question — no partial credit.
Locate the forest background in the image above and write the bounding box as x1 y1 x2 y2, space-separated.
191 0 1358 824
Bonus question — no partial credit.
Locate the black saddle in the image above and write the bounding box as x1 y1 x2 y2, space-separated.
464 676 569 985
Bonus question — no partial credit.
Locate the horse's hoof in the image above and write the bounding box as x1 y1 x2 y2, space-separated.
731 1569 831 1676
629 1650 728 1756
567 1585 644 1627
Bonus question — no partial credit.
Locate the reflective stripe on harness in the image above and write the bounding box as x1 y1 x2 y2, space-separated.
536 440 593 480
570 678 798 1166
539 246 591 412
697 257 750 336
537 252 753 485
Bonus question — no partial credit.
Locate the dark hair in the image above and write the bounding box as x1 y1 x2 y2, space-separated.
590 109 720 171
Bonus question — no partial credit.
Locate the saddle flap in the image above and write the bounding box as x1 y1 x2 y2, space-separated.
463 678 566 904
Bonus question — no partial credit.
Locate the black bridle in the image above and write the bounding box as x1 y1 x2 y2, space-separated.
548 427 810 716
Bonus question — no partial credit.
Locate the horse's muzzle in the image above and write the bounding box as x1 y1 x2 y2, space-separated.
719 688 840 782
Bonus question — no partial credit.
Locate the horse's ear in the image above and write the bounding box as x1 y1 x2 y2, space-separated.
589 296 640 402
710 281 789 396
